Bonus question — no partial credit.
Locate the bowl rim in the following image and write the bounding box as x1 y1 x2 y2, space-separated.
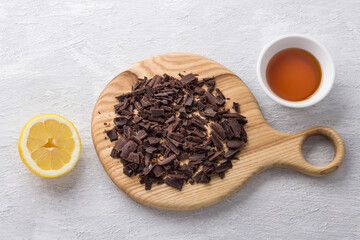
256 34 335 108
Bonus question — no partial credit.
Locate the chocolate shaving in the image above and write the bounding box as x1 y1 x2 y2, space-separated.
127 152 140 164
114 138 127 152
233 102 240 113
137 130 148 140
106 128 118 142
164 177 184 190
152 165 165 177
194 171 210 183
211 132 223 150
211 123 226 140
216 160 233 173
203 108 217 118
224 148 240 159
151 108 165 117
227 140 244 149
158 155 176 165
120 140 138 159
205 91 219 106
228 119 242 138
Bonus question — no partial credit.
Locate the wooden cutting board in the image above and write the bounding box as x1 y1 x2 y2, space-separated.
91 52 345 210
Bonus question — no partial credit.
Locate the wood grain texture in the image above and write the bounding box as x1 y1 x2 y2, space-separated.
91 52 345 210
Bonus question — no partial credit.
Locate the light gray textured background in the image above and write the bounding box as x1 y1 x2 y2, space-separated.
1 1 359 239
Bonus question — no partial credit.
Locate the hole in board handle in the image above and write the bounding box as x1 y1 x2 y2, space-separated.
302 135 335 167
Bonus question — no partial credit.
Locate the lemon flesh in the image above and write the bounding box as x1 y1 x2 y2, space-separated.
19 114 81 177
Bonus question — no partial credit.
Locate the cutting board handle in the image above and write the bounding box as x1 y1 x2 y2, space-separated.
273 126 345 176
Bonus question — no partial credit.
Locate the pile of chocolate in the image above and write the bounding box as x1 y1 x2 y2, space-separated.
106 73 247 190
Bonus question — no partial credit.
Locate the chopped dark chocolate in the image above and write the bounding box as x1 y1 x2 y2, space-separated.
106 72 247 190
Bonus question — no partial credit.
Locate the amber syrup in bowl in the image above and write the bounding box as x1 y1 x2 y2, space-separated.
257 34 334 108
266 48 322 101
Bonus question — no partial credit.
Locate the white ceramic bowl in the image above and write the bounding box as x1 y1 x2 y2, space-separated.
257 34 335 108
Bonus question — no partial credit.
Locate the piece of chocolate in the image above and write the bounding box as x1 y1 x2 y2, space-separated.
223 113 247 124
127 152 140 164
204 91 218 106
114 117 127 126
227 140 244 149
152 165 165 177
165 139 181 155
145 181 152 190
158 155 176 165
189 153 206 161
203 108 217 118
194 171 210 183
211 123 226 140
106 128 118 142
228 119 242 138
216 160 233 173
136 130 148 140
168 132 184 142
164 177 184 190
209 150 224 161
180 73 197 85
233 102 240 113
147 137 160 145
123 167 133 177
224 148 240 159
145 146 157 154
167 174 188 180
165 116 175 124
114 138 127 152
110 148 120 158
151 108 165 117
120 140 138 159
184 94 194 107
210 132 223 150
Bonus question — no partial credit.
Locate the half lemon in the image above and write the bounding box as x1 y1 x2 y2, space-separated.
18 114 81 177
